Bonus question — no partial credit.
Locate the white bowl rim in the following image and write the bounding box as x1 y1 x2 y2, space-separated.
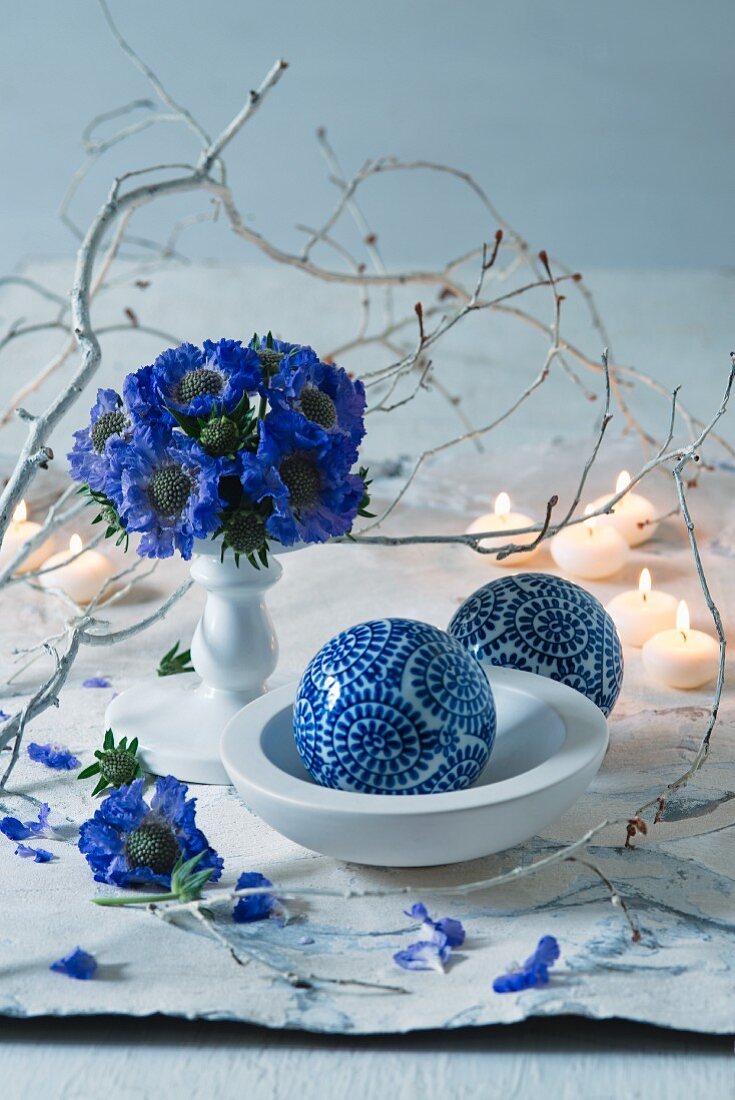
220 666 609 815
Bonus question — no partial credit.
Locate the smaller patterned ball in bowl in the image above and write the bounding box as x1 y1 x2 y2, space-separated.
294 618 497 795
448 573 623 716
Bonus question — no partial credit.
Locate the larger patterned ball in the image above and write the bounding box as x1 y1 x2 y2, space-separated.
294 618 497 795
448 573 623 716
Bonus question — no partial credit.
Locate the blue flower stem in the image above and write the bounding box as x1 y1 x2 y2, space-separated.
93 892 178 906
257 394 267 420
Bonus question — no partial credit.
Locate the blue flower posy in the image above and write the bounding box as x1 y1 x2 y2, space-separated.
78 774 223 889
68 334 369 563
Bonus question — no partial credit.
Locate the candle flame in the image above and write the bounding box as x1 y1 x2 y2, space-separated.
13 500 27 524
583 503 597 532
616 470 631 494
676 600 690 635
495 492 511 519
639 568 651 597
69 533 83 555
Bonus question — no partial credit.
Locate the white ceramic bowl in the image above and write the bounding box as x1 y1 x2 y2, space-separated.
220 666 609 867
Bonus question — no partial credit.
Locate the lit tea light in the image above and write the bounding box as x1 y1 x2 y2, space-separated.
466 492 540 567
642 600 720 689
550 504 629 580
606 568 678 647
0 500 55 575
38 534 116 606
589 470 658 547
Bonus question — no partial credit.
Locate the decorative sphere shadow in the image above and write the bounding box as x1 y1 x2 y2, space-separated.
448 573 623 717
294 618 497 794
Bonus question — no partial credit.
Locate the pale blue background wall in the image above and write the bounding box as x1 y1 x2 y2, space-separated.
0 0 732 272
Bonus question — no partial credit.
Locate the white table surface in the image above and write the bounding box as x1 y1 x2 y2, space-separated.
1 261 734 1098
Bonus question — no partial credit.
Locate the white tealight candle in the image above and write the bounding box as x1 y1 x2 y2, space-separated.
590 470 658 547
550 505 630 580
0 500 55 575
642 600 720 690
38 534 116 606
466 492 540 567
606 568 678 647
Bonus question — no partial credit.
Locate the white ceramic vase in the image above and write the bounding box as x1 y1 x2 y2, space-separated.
105 540 283 784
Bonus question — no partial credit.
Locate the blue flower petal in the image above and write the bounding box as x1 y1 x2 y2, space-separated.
394 929 451 973
0 802 56 842
233 871 280 924
0 816 33 841
27 743 80 770
403 901 465 949
492 936 561 994
434 916 465 949
82 677 111 688
50 947 97 980
15 843 54 863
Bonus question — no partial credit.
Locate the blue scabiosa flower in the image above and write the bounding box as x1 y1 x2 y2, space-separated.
268 357 366 447
50 947 97 980
15 843 54 862
78 775 223 889
232 871 282 924
27 742 80 770
253 335 318 381
123 363 175 429
107 424 224 559
67 389 132 494
0 802 56 842
492 935 561 993
241 411 365 546
150 340 262 418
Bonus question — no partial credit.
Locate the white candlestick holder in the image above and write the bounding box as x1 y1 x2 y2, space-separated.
105 540 284 784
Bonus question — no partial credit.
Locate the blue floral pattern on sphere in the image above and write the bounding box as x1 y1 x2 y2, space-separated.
294 618 497 795
448 573 623 716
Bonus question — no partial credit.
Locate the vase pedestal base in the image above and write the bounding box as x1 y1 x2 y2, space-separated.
105 679 260 785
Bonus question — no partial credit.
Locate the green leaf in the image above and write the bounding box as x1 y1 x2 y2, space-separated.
157 641 195 677
169 407 201 439
77 762 101 780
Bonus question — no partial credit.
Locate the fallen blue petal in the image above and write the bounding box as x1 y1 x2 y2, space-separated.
82 677 111 689
394 928 451 973
1 816 33 841
15 843 54 863
403 901 465 948
0 709 9 722
27 742 80 770
404 902 430 922
50 947 97 980
493 936 561 994
434 916 465 949
233 871 281 924
0 802 56 842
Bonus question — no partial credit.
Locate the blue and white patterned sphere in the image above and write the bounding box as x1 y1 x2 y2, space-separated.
448 573 623 716
294 618 497 795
